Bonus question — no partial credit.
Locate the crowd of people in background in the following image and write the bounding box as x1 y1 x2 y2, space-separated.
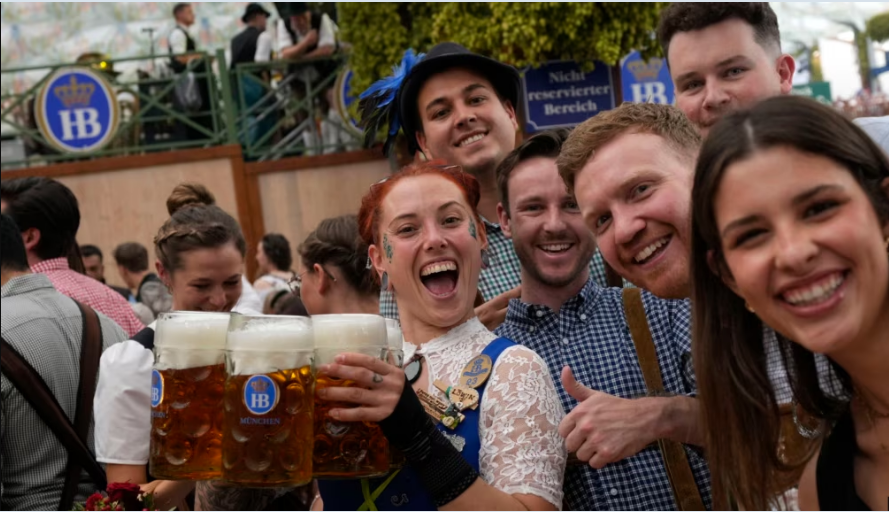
2 2 888 512
833 90 889 119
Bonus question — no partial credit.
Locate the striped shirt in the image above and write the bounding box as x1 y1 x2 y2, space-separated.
380 218 614 320
496 278 712 511
31 257 144 337
1 273 128 510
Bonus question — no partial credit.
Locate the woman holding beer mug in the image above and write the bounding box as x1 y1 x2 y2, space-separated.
315 163 567 510
691 96 889 510
94 183 252 509
295 214 380 316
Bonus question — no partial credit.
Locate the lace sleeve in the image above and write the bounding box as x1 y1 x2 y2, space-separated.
478 345 566 509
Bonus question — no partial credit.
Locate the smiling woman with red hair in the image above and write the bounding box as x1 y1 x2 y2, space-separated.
314 161 567 511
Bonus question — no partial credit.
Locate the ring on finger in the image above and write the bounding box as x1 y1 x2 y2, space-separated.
372 372 384 384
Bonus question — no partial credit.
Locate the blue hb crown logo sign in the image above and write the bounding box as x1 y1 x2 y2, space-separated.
151 370 164 408
36 67 120 153
621 51 675 106
243 375 278 415
334 67 362 137
626 59 663 81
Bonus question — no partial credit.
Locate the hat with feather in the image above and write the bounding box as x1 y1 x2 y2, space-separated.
358 42 522 156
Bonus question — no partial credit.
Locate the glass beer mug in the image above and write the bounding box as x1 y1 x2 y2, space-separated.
222 314 315 487
150 311 229 480
312 314 389 479
384 319 407 470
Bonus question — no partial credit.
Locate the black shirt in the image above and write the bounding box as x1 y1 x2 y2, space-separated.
816 406 870 510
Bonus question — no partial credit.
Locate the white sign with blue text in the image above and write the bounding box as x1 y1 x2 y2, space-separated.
522 60 615 132
36 67 120 153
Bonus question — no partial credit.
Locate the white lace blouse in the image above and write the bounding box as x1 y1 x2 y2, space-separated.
403 318 567 509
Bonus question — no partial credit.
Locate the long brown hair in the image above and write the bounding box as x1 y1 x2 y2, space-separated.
298 214 378 298
155 183 247 272
691 95 889 509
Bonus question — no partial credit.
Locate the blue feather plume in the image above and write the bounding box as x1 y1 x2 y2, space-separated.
358 48 425 155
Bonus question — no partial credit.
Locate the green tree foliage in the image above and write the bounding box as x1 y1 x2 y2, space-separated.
866 11 889 42
339 2 666 94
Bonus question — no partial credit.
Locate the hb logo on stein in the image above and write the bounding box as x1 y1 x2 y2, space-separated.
243 375 278 415
151 369 164 408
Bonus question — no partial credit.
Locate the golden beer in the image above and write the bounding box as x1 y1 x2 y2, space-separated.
313 375 390 477
222 367 314 486
385 319 406 470
150 312 230 481
222 315 315 487
312 314 390 479
150 363 225 480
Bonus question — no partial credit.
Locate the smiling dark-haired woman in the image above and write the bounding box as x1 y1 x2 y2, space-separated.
690 95 889 511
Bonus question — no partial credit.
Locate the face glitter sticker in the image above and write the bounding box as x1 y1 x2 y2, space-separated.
383 233 394 263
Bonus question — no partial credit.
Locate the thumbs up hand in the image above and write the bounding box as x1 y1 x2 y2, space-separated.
558 366 658 469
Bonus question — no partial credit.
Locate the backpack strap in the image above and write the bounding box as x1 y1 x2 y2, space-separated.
622 288 704 511
0 300 107 510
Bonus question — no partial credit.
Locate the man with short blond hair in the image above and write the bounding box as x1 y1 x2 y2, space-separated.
496 129 710 511
558 102 701 299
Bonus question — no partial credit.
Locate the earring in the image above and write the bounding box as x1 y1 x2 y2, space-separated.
366 256 373 270
381 272 389 291
745 301 755 314
481 249 490 270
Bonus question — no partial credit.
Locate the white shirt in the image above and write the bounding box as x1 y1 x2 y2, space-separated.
274 13 337 53
855 116 889 155
168 24 191 55
255 31 272 62
94 303 261 465
403 318 566 509
236 275 263 314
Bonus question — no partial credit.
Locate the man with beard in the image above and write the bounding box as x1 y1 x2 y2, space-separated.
559 97 833 511
495 130 711 511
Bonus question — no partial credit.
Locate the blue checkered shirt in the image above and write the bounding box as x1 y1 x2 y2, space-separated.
495 278 712 511
380 218 614 320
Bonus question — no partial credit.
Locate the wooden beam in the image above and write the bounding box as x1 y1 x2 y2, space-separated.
229 149 262 282
1 145 244 180
244 148 384 176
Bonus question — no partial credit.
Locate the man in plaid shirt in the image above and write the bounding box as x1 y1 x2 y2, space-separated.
495 130 711 510
1 177 144 337
373 42 615 328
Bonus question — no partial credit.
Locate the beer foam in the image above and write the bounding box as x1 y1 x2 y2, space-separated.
227 316 314 352
312 314 387 350
385 319 404 350
227 316 314 375
154 312 230 369
155 312 231 350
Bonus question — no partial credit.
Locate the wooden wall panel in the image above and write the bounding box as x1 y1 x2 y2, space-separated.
257 159 390 259
58 158 239 288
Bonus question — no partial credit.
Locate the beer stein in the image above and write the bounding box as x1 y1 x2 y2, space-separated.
384 318 407 470
150 311 229 480
312 314 389 479
222 314 315 487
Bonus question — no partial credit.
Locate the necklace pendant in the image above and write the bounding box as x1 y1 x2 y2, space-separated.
405 356 423 384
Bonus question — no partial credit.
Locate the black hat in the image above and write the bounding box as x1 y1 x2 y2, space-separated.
397 42 522 154
241 3 271 23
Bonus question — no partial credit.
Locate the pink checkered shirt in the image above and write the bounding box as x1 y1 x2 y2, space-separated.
30 257 145 337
